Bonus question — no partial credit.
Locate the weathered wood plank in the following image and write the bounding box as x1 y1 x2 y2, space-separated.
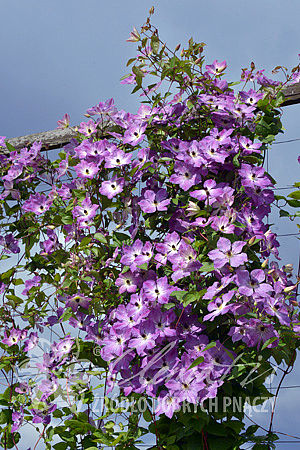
2 83 300 153
6 127 78 152
281 82 300 106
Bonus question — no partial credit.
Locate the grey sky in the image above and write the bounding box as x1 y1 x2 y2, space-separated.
0 1 299 448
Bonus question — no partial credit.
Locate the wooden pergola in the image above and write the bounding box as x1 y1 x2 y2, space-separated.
4 83 300 152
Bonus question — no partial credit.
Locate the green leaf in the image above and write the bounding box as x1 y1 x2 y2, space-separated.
150 35 160 54
53 443 68 450
199 262 215 273
188 356 204 370
288 190 300 200
126 57 136 67
132 66 144 87
287 198 300 208
80 236 92 247
94 233 107 244
208 437 235 450
5 142 16 153
279 209 290 217
0 409 11 424
233 151 241 168
12 278 24 286
61 213 73 225
202 341 217 352
143 408 152 422
225 420 244 433
182 289 206 307
114 231 130 242
261 336 278 350
245 424 259 435
171 290 188 301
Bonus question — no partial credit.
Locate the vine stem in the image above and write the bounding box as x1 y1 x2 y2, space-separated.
175 306 186 329
33 424 46 450
244 411 300 441
267 349 296 438
11 434 19 450
150 409 162 449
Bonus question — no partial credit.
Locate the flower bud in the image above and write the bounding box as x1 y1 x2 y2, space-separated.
248 236 256 246
186 201 201 216
284 285 296 293
284 264 293 274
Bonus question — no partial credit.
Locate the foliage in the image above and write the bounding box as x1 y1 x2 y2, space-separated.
0 8 299 450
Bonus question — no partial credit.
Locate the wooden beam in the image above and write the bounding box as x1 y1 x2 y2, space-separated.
2 83 300 153
5 127 78 153
281 83 300 106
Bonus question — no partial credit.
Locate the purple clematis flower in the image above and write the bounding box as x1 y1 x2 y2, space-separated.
65 293 91 311
22 275 41 296
138 189 170 213
208 237 247 268
169 241 202 282
78 120 97 136
99 176 124 199
0 233 20 254
155 232 181 267
57 113 70 129
246 319 279 349
206 59 227 75
24 332 39 352
31 404 56 425
120 239 143 270
129 320 158 355
115 271 139 294
169 162 201 191
11 408 24 432
2 328 23 347
148 308 176 338
143 276 172 304
101 327 131 360
113 303 149 330
40 228 59 254
155 390 181 418
264 295 291 326
239 163 272 189
239 88 264 106
123 122 147 145
15 383 29 395
211 215 235 234
190 179 223 205
74 160 99 179
86 98 117 117
39 377 59 400
52 336 74 359
239 136 262 154
166 368 205 404
105 148 132 168
22 193 52 215
235 269 272 297
203 291 234 321
73 196 98 224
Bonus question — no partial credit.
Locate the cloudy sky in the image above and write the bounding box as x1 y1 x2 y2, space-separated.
0 1 299 448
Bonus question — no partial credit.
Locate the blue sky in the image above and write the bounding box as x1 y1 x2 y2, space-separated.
0 1 299 448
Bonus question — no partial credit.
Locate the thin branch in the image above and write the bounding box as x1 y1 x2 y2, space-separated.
268 350 296 437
